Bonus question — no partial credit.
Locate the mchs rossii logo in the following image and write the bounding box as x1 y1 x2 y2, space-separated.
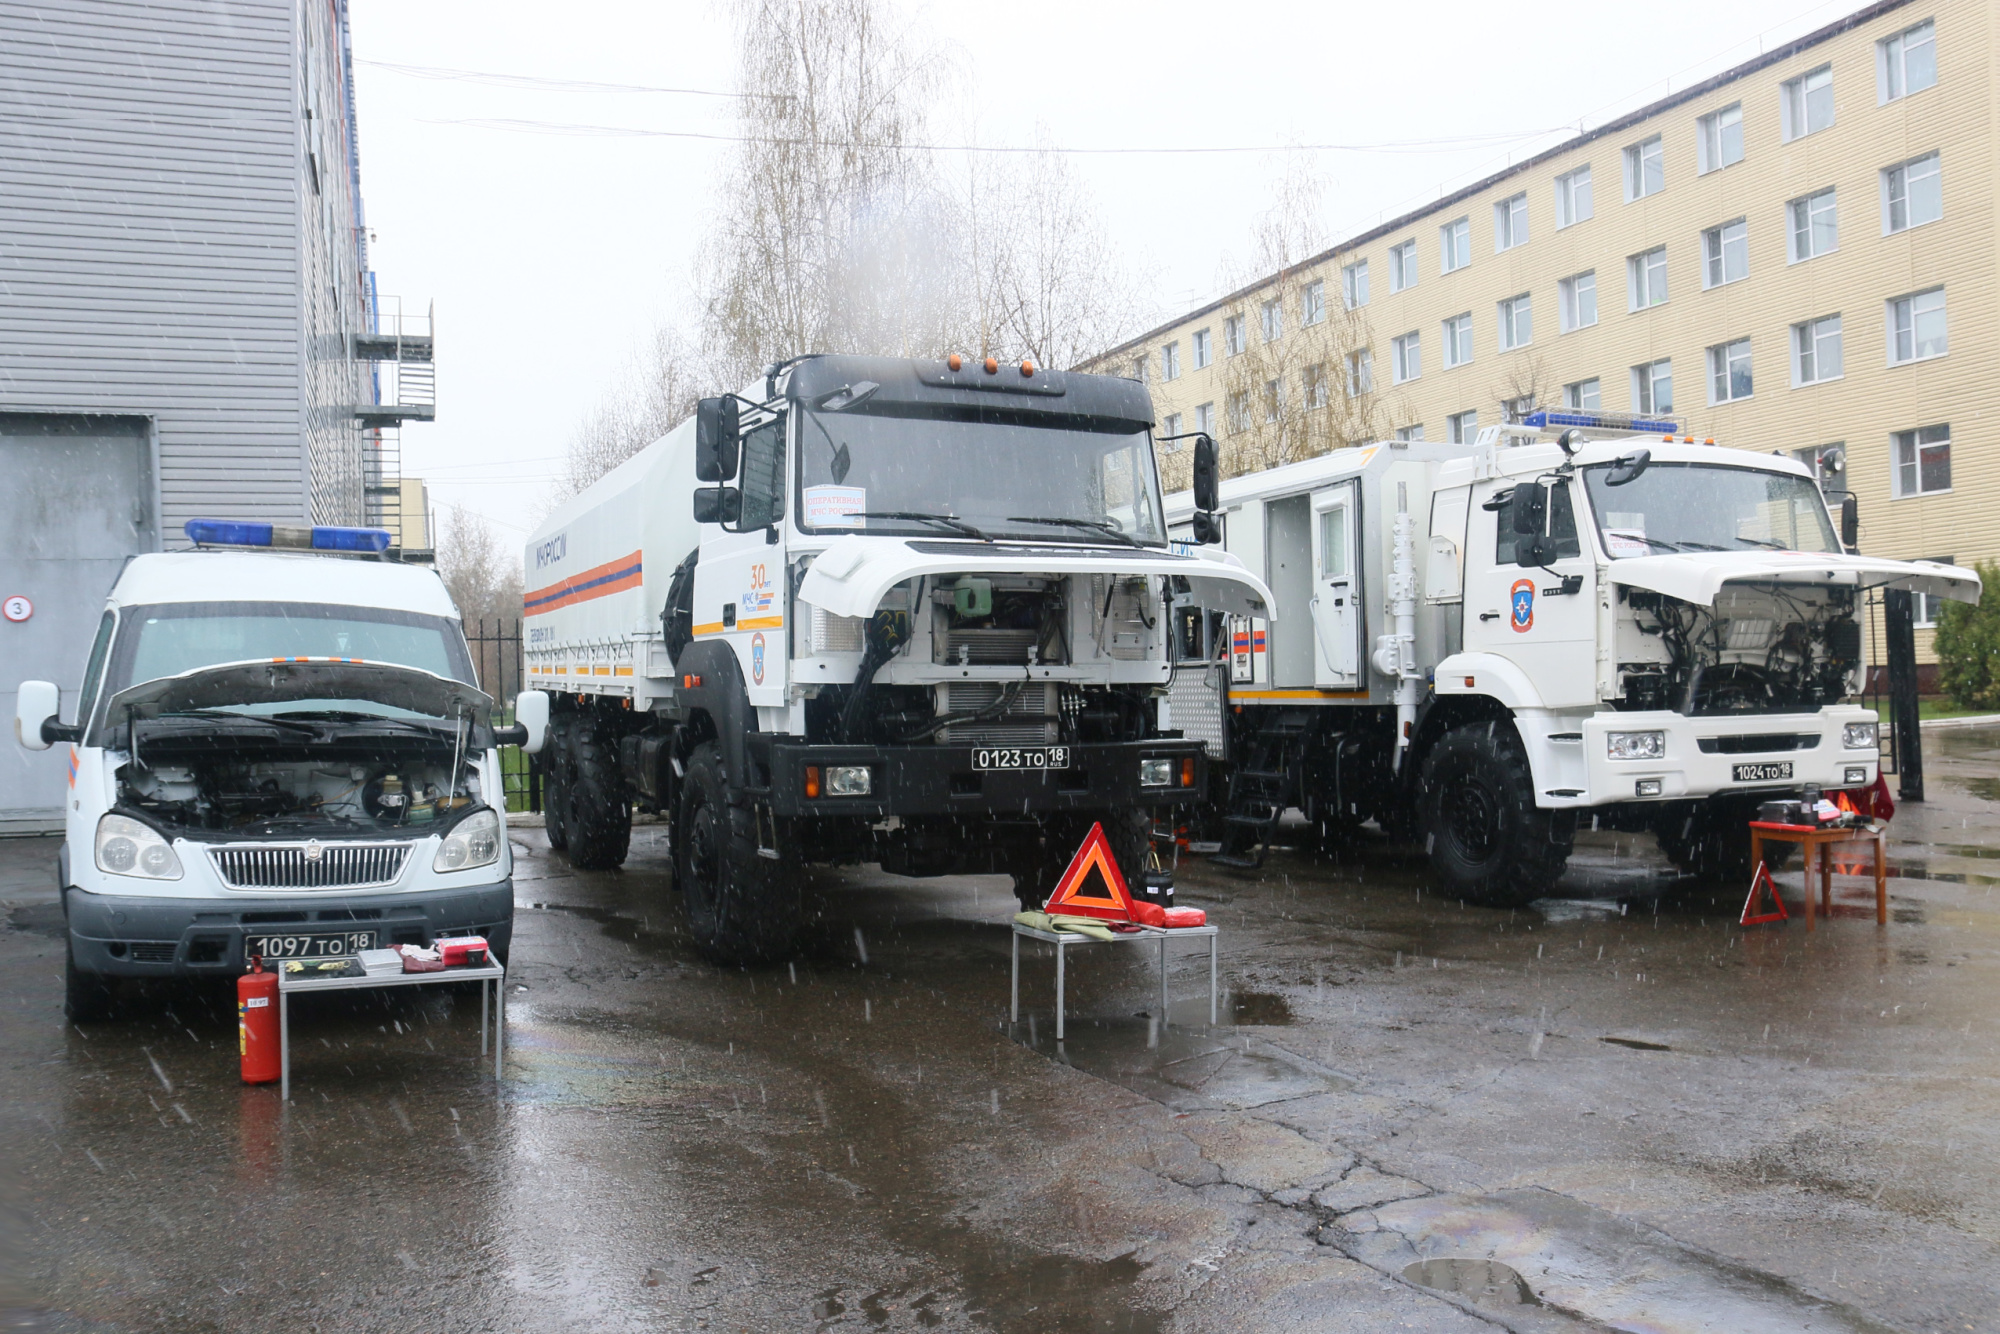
532 533 568 570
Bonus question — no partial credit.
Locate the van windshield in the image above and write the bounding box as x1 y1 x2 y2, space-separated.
796 407 1166 545
1580 462 1841 558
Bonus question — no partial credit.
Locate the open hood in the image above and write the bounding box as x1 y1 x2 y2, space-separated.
1606 551 1981 607
105 658 494 724
798 535 1274 619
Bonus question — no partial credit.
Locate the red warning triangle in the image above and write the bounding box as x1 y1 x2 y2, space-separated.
1740 861 1790 926
1043 822 1137 921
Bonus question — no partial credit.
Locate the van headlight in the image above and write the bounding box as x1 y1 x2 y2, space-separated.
95 813 183 880
1842 721 1878 750
1606 731 1666 760
434 808 501 872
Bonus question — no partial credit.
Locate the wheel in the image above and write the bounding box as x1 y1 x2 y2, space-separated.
1098 807 1155 893
675 743 799 963
64 940 115 1022
541 730 571 852
1654 799 1794 879
1418 722 1573 907
563 717 631 871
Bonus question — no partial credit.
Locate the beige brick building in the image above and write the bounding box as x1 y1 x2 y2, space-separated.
1091 0 1988 656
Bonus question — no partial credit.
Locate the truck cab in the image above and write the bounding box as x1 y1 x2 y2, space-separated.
13 523 544 1020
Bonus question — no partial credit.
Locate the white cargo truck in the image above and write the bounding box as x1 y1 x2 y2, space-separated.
13 521 547 1020
522 354 1272 961
1163 411 1980 902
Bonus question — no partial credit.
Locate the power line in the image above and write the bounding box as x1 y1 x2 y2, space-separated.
356 58 762 99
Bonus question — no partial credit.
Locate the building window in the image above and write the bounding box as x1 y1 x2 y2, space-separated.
1883 152 1942 234
1555 166 1593 228
1497 293 1532 351
1392 331 1421 384
1224 315 1246 356
1632 358 1673 414
1195 401 1214 436
1788 187 1837 261
1892 424 1950 497
1389 240 1418 292
1161 412 1183 449
1702 218 1748 288
1564 377 1601 410
1628 247 1668 309
1132 353 1148 383
1394 424 1425 442
1346 349 1373 396
1782 65 1834 141
1708 338 1753 403
1192 327 1212 369
1442 312 1472 368
1793 315 1843 385
1792 444 1838 484
1303 363 1328 410
1623 135 1664 201
1226 390 1251 434
1439 217 1471 273
1342 260 1370 309
1503 395 1536 424
1448 410 1479 444
1260 299 1283 343
1301 279 1326 327
1161 341 1181 381
1262 378 1283 422
1494 192 1529 251
1697 102 1744 173
1889 288 1947 364
1879 19 1937 103
1559 271 1597 332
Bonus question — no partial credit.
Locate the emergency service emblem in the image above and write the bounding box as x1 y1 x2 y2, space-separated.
750 632 766 684
1509 578 1535 633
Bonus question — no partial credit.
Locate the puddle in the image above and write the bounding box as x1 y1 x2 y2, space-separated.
1959 777 2000 802
1935 843 2000 860
1601 1037 1672 1051
1403 1257 1541 1306
1535 898 1628 922
1225 990 1294 1025
1013 1017 1350 1112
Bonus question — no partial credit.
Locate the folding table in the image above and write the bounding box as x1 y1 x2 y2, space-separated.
277 956 507 1100
1010 920 1218 1040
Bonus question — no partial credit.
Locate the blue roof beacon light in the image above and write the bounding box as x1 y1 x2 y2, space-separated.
1520 409 1681 436
185 520 392 554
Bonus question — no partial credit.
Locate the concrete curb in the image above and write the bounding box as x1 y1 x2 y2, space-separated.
1919 713 2000 730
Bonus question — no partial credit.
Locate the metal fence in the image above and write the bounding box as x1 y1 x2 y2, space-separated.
463 617 541 814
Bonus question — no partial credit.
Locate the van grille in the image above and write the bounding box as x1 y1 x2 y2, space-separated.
207 842 412 890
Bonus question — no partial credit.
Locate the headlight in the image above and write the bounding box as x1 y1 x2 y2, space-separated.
824 765 872 796
1606 731 1665 761
434 808 501 872
95 813 182 880
1140 758 1176 786
1842 721 1878 750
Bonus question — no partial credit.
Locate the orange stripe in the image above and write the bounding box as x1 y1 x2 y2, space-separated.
524 551 643 616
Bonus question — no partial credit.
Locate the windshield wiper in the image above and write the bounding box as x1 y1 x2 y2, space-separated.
1671 540 1731 552
1004 516 1143 548
159 709 324 736
852 511 991 541
1730 536 1790 551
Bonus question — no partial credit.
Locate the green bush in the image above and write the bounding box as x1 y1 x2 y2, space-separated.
1933 560 2000 710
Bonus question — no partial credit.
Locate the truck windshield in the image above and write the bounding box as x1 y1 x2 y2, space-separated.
1580 462 1840 558
796 407 1166 545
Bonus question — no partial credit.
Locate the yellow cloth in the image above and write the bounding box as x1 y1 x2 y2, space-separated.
1013 910 1118 940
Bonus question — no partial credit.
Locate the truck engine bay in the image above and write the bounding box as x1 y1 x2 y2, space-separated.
1615 583 1863 715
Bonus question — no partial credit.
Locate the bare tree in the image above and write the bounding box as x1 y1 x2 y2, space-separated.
1494 353 1551 423
559 324 707 498
436 504 522 626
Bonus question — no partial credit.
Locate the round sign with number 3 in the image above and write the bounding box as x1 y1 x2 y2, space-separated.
2 595 30 624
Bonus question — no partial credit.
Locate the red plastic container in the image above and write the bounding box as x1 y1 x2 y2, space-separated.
237 956 280 1085
434 935 489 967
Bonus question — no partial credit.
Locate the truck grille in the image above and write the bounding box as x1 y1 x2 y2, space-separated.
937 681 1058 746
207 842 412 890
1696 733 1822 754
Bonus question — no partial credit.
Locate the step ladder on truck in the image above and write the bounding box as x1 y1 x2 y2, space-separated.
1163 412 1981 903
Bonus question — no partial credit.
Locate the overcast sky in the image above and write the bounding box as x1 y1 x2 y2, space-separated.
349 0 1878 548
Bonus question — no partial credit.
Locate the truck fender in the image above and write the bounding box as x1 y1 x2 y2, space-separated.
673 640 754 792
1431 653 1547 711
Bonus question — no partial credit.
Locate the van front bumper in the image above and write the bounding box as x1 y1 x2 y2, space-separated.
1568 707 1879 807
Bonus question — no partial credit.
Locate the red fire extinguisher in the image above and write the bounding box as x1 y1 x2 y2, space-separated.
238 955 280 1085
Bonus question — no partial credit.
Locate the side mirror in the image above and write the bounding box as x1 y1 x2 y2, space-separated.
1191 434 1220 513
1510 481 1548 535
1602 448 1651 487
692 487 741 526
1840 494 1859 551
13 680 65 751
499 689 550 755
694 397 741 482
1190 511 1222 544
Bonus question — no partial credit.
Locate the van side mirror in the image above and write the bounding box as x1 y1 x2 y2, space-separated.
13 680 70 751
1510 481 1548 535
1840 494 1859 551
695 397 741 482
1191 434 1220 513
692 487 741 526
497 689 550 754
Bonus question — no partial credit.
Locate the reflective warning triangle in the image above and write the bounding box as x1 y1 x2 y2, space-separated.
1740 860 1789 926
1043 822 1137 921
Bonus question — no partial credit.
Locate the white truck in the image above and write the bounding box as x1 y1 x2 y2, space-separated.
522 354 1271 961
1163 412 1980 902
12 521 548 1020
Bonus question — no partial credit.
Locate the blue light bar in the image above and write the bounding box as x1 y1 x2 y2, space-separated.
1520 409 1681 435
185 519 391 553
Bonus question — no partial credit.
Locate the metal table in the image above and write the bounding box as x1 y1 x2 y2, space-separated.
278 958 507 1101
1011 921 1218 1040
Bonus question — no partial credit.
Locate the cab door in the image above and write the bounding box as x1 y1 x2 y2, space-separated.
1310 482 1361 687
1463 476 1596 707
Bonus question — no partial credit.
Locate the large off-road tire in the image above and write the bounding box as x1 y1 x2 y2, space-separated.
675 743 800 963
541 748 571 852
1419 721 1573 907
563 718 631 871
64 940 115 1023
1099 807 1155 893
1654 799 1794 879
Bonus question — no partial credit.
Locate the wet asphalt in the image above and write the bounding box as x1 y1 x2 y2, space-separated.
5 727 2000 1332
